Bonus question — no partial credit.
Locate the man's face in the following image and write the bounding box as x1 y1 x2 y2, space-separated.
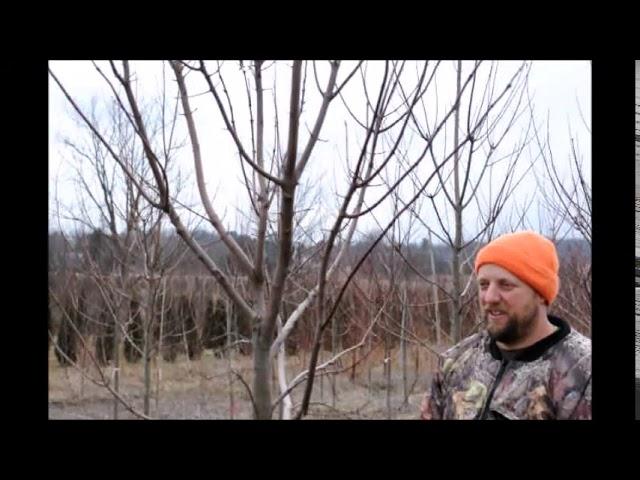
477 264 544 346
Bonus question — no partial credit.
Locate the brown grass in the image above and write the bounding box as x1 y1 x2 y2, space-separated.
48 344 440 420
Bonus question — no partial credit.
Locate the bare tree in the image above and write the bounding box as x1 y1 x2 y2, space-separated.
51 60 537 419
527 92 592 334
388 61 535 344
49 87 188 418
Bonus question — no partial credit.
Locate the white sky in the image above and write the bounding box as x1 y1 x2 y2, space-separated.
48 60 591 246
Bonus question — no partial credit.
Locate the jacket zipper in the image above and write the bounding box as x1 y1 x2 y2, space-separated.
478 359 509 420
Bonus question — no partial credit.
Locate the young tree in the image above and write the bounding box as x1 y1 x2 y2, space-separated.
392 61 534 343
527 92 592 334
49 88 188 418
51 60 534 419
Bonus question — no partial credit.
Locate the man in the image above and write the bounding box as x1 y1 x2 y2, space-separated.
420 231 591 420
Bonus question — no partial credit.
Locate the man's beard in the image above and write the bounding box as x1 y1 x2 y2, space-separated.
484 304 538 346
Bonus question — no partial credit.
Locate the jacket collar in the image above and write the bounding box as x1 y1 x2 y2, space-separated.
487 315 571 362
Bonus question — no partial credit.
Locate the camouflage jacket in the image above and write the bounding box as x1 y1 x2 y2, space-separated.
420 316 591 420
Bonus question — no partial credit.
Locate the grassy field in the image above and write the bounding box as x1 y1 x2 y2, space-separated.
48 344 439 420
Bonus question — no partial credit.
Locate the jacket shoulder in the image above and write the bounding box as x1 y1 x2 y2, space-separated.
557 330 591 361
549 329 591 376
440 332 487 363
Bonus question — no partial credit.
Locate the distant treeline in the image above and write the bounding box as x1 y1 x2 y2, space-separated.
48 228 591 277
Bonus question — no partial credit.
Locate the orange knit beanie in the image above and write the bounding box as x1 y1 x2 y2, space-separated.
474 231 559 305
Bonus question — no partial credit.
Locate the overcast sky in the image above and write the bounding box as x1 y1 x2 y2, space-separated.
48 60 591 246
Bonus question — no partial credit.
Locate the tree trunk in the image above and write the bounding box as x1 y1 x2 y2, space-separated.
400 287 408 406
226 297 233 360
251 280 272 419
144 332 151 417
414 346 420 391
351 349 357 383
385 331 392 419
451 253 463 343
226 298 235 419
143 282 157 418
252 336 272 419
331 309 339 409
156 279 166 414
428 229 441 346
302 346 306 369
232 304 238 354
275 316 293 420
181 310 192 373
272 356 278 416
80 343 86 399
367 335 373 401
451 60 464 344
319 349 324 403
112 301 121 420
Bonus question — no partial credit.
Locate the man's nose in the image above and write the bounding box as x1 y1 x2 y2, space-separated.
482 283 500 303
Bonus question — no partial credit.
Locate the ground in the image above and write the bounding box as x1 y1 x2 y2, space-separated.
48 345 438 420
